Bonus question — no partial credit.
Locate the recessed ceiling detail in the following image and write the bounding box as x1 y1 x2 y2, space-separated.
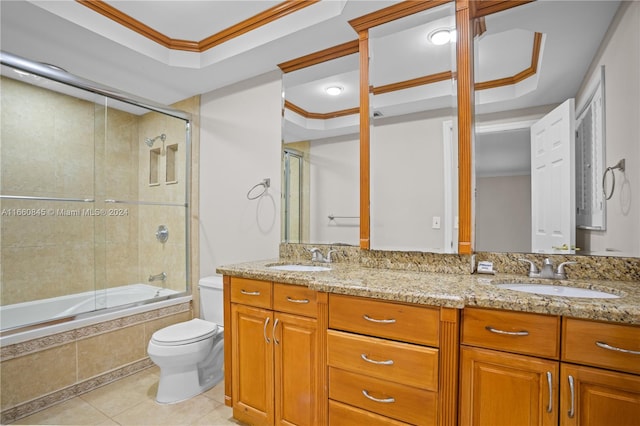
476 32 542 91
372 70 453 95
285 100 358 119
278 40 359 74
31 0 347 69
77 0 319 53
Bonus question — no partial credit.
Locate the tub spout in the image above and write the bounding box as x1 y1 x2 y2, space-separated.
149 272 167 282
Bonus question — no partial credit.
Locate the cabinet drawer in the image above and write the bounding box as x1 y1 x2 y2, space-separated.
230 277 272 309
462 308 560 359
329 294 439 346
327 330 438 391
273 283 317 317
329 367 437 426
328 400 409 426
562 318 640 375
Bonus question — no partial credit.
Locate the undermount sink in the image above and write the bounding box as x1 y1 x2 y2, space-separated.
268 264 331 272
496 283 620 299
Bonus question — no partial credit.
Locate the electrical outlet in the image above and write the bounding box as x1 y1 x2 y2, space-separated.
432 216 441 229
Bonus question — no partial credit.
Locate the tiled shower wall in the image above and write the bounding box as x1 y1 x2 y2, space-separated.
0 76 189 303
0 76 200 422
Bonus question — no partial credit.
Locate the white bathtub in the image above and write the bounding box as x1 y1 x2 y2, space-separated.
0 284 189 346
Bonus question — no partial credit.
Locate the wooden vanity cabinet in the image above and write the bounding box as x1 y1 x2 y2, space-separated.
327 294 459 426
227 277 326 426
559 318 640 426
459 308 561 426
460 308 640 426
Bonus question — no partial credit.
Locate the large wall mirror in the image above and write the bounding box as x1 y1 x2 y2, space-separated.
280 42 360 246
368 1 459 253
474 0 639 257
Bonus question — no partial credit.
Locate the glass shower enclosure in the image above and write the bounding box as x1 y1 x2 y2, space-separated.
0 51 191 332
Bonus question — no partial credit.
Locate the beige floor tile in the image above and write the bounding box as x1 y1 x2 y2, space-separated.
80 368 160 417
9 367 243 426
190 402 242 426
112 394 217 426
11 397 111 425
202 381 227 405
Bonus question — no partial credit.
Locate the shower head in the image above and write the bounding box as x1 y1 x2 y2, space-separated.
145 133 166 147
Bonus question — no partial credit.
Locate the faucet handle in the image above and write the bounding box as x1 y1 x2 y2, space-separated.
307 247 323 262
518 258 540 274
555 261 577 279
326 249 337 263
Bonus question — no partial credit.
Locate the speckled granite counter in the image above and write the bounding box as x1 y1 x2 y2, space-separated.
217 260 640 325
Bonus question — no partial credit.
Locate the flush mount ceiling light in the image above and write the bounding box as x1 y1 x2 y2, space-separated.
429 28 453 45
325 86 343 96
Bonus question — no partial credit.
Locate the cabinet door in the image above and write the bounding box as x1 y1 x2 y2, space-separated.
460 346 558 426
232 303 274 426
560 364 640 426
274 311 319 426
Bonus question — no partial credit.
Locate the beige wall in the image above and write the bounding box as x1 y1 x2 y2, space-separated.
476 175 531 252
576 1 640 256
371 112 454 252
199 71 282 277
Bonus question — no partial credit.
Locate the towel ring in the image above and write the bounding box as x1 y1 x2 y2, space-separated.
602 159 625 200
247 178 270 200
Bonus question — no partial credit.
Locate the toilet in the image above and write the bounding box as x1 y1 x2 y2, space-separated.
147 276 224 404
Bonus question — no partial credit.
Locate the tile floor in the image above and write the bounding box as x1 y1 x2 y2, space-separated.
10 367 243 425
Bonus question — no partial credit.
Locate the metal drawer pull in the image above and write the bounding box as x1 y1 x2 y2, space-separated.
286 296 309 304
568 375 575 418
362 390 395 404
485 326 529 336
363 314 396 324
596 341 640 355
273 318 280 345
241 289 260 296
263 317 271 344
361 353 394 365
546 371 553 413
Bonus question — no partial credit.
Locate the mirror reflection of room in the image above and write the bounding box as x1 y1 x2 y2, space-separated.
369 2 459 253
281 50 360 246
474 0 638 257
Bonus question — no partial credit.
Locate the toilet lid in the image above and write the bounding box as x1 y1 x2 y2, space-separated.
151 318 219 346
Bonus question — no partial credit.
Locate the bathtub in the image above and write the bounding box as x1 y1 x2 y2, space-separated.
0 284 190 346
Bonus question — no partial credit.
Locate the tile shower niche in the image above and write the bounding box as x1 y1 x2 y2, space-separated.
148 144 178 186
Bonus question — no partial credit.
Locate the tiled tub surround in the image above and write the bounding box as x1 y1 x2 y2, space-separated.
0 301 192 424
218 258 640 325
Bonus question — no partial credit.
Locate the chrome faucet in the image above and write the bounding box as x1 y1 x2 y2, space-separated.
308 248 337 263
518 258 577 280
149 272 167 282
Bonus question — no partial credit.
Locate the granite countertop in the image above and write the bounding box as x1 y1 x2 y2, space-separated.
216 260 640 325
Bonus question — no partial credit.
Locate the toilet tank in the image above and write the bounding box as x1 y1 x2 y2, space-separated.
198 276 224 326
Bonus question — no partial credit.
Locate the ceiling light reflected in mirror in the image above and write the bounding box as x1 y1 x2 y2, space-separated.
325 86 343 96
429 28 453 45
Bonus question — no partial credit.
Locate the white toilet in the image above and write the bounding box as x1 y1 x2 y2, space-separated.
147 276 224 404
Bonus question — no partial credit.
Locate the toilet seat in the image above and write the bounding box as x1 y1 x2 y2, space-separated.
151 318 219 346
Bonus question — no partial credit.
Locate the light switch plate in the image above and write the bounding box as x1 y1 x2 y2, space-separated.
432 216 441 229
